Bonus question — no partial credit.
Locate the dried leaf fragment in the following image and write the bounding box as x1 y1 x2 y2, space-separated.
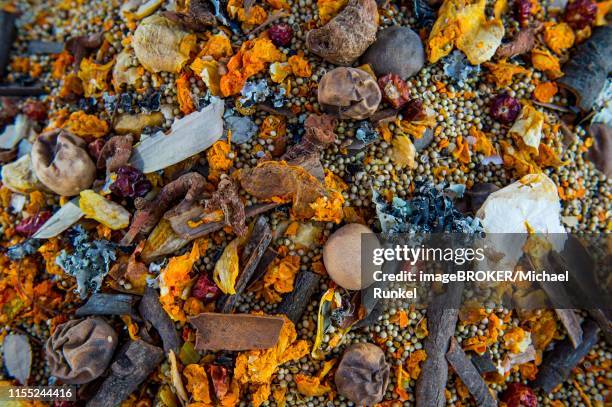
79 189 130 230
3 334 32 385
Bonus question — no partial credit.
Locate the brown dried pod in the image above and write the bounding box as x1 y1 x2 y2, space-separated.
97 134 134 174
306 0 378 65
45 318 118 384
335 343 390 406
31 129 96 196
318 67 381 120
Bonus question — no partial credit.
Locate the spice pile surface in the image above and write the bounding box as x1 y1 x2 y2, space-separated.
0 0 610 405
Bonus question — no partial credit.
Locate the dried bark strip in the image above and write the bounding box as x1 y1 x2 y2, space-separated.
217 216 272 313
0 11 16 79
554 309 583 348
87 340 164 407
189 313 284 351
75 293 137 317
446 337 497 407
533 319 600 393
416 280 463 407
277 271 321 324
558 26 612 111
588 309 612 346
139 286 181 354
247 246 278 289
470 351 498 375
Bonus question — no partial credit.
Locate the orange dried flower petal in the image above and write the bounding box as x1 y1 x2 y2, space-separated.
64 111 109 138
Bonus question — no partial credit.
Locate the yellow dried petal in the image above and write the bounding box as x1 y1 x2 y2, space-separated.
79 189 130 230
391 135 417 169
213 238 240 294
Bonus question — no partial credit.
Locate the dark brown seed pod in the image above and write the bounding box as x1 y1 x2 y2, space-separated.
335 343 390 406
45 318 118 384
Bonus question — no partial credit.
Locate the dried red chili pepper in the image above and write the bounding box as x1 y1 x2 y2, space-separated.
16 211 52 237
378 73 411 109
501 383 537 407
564 0 597 29
191 274 220 303
209 365 230 399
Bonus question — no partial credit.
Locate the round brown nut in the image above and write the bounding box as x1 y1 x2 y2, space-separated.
318 68 381 120
45 317 118 384
31 129 96 196
323 223 377 290
361 26 425 79
335 343 390 406
306 0 378 65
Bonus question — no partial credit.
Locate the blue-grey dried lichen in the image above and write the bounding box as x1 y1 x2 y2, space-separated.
374 182 482 235
55 226 116 299
272 87 287 108
355 121 379 144
6 239 42 261
224 109 258 144
239 79 270 107
443 51 480 87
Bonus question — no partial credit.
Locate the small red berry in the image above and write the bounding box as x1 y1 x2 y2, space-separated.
489 93 521 124
268 23 293 47
516 0 532 27
192 274 220 303
564 0 597 29
501 383 537 407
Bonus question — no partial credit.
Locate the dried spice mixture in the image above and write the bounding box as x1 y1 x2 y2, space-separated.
0 0 611 405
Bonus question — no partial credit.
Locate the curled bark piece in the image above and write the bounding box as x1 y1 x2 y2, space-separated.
31 129 96 196
318 67 382 120
87 340 164 407
470 351 498 374
189 313 284 351
446 337 498 407
0 11 17 79
306 0 378 65
533 319 600 393
496 25 540 59
217 216 272 313
75 293 137 317
121 172 208 245
335 343 390 406
558 26 612 111
139 286 181 354
65 32 104 71
203 177 247 237
97 135 134 174
416 280 463 407
0 148 17 163
277 270 321 324
46 318 118 385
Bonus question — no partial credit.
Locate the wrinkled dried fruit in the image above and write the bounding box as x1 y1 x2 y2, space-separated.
192 274 220 303
306 0 378 65
110 165 152 199
16 211 52 237
501 383 537 407
378 74 411 109
318 67 381 120
564 0 597 29
335 343 390 406
489 93 521 124
31 129 96 196
45 318 118 384
268 23 293 46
